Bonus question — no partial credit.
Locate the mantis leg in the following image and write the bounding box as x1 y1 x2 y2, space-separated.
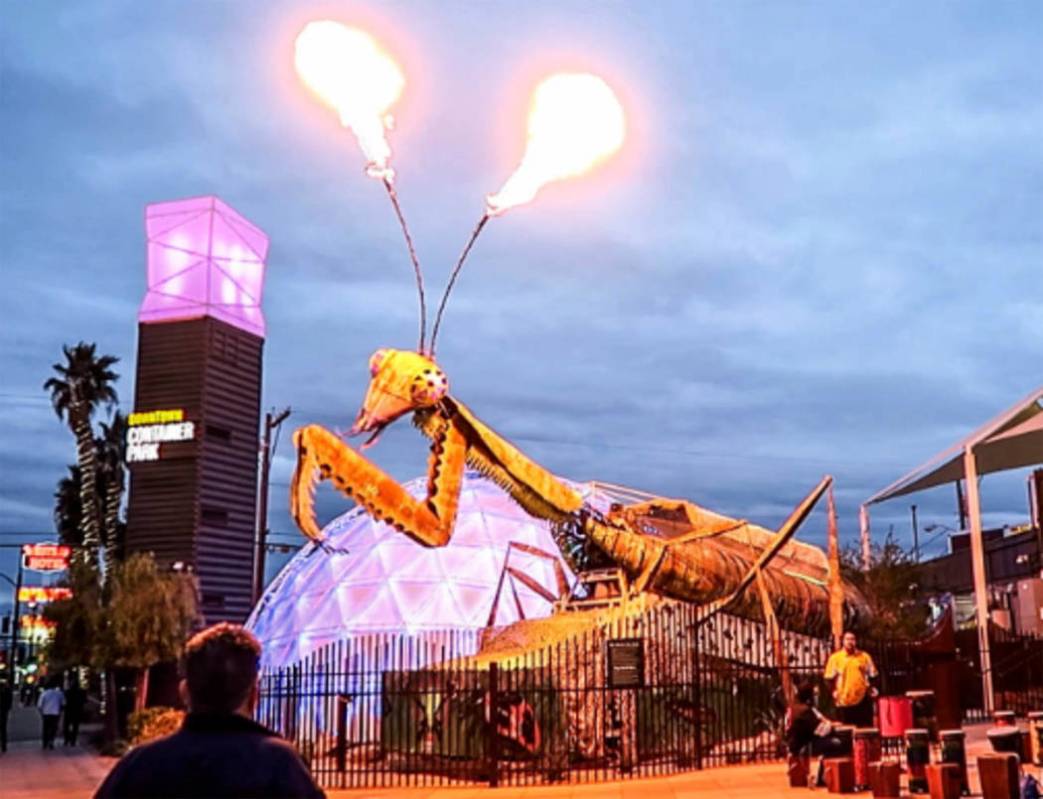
291 421 468 548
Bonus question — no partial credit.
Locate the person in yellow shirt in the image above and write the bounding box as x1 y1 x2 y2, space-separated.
824 631 878 727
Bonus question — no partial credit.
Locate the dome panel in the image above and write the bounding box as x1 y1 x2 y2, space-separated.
248 470 613 668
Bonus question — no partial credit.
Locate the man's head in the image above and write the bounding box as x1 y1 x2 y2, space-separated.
180 623 262 715
795 683 816 705
842 631 858 653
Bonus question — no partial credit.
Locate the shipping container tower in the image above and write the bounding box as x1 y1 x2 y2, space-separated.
125 196 268 623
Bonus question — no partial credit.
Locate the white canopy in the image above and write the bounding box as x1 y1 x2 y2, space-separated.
861 384 1042 716
866 385 1043 506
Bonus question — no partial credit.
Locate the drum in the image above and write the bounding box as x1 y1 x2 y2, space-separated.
906 728 930 794
834 725 855 757
878 696 914 738
1028 711 1043 766
986 726 1023 761
939 729 969 795
853 728 882 791
906 690 938 742
992 710 1016 727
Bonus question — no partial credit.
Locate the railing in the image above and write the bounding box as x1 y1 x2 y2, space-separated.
256 603 832 789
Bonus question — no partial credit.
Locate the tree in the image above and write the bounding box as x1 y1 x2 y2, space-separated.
96 412 128 571
42 560 102 671
43 342 119 571
53 465 84 548
841 531 929 640
99 553 199 713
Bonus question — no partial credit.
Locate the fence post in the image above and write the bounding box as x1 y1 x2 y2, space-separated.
336 693 348 773
692 613 704 770
486 661 500 787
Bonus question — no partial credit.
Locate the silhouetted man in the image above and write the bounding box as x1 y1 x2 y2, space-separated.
0 678 13 753
63 675 86 746
94 623 324 799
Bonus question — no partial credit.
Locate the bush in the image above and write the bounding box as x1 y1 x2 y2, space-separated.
128 706 184 745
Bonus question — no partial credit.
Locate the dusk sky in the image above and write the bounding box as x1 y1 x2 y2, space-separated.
2 2 1041 604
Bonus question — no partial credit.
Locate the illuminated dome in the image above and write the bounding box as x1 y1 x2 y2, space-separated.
248 470 612 668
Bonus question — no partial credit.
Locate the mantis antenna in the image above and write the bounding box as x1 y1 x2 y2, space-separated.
429 212 490 355
381 177 428 353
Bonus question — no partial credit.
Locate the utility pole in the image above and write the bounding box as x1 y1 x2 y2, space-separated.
911 504 920 562
9 552 24 677
253 407 291 605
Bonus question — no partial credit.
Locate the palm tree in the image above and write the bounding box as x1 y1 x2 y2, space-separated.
44 343 119 570
96 412 128 573
54 465 85 548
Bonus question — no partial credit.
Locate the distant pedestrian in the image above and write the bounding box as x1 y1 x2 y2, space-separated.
0 678 13 753
94 623 325 799
824 630 878 727
38 678 65 750
63 675 87 746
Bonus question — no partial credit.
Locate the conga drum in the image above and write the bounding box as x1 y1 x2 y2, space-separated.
878 696 913 755
1028 711 1043 766
987 726 1023 761
940 729 969 795
992 710 1016 727
907 690 938 742
906 728 930 794
853 728 882 790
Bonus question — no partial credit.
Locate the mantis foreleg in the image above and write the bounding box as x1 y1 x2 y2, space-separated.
291 421 468 547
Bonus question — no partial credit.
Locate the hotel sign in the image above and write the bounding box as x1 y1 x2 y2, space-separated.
126 408 196 463
22 544 71 572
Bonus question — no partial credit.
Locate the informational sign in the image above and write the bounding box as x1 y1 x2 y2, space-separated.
18 587 73 603
22 544 71 572
126 408 196 463
606 638 644 688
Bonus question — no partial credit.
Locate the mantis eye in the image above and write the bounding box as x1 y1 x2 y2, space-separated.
369 349 389 376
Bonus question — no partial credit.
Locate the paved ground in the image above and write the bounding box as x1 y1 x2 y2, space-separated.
2 713 1037 799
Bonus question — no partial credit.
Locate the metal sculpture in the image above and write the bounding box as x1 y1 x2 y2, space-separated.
288 22 867 628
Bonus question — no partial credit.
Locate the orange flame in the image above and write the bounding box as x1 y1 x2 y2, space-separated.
487 73 626 216
295 21 405 181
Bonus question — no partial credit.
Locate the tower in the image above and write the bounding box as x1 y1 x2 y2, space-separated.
125 196 268 624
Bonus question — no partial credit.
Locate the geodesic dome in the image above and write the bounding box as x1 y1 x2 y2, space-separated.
247 470 613 669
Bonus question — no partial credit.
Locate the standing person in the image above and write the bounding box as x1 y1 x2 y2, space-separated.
0 677 13 753
63 675 87 746
37 677 65 750
94 623 325 799
824 630 878 728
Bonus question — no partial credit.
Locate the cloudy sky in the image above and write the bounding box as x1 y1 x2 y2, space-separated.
2 2 1041 603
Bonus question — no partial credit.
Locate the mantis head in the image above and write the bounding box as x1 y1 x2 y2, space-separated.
349 348 449 448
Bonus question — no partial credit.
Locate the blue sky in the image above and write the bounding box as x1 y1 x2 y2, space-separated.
2 2 1041 607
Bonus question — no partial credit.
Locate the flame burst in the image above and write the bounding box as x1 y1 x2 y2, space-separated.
295 21 405 181
487 73 626 216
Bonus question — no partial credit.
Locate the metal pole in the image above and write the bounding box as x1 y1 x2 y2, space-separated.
962 445 994 715
911 504 920 562
9 553 23 678
253 408 291 605
956 480 967 531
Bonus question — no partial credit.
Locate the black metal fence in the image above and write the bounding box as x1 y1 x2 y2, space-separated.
256 603 832 790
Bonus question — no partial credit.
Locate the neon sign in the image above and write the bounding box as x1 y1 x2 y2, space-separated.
22 544 71 572
18 587 73 603
126 408 196 463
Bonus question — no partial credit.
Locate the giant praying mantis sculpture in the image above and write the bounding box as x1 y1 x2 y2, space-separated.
288 25 866 627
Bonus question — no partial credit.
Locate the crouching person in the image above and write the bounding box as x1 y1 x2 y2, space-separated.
94 623 324 799
786 683 846 788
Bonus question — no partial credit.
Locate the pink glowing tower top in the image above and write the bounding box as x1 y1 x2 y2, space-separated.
140 196 269 337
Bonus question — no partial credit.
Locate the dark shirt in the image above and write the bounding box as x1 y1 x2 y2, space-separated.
786 702 822 756
93 712 325 799
65 685 87 719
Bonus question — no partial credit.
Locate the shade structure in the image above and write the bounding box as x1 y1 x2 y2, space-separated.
248 470 608 669
140 196 268 337
862 385 1043 716
865 386 1043 506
